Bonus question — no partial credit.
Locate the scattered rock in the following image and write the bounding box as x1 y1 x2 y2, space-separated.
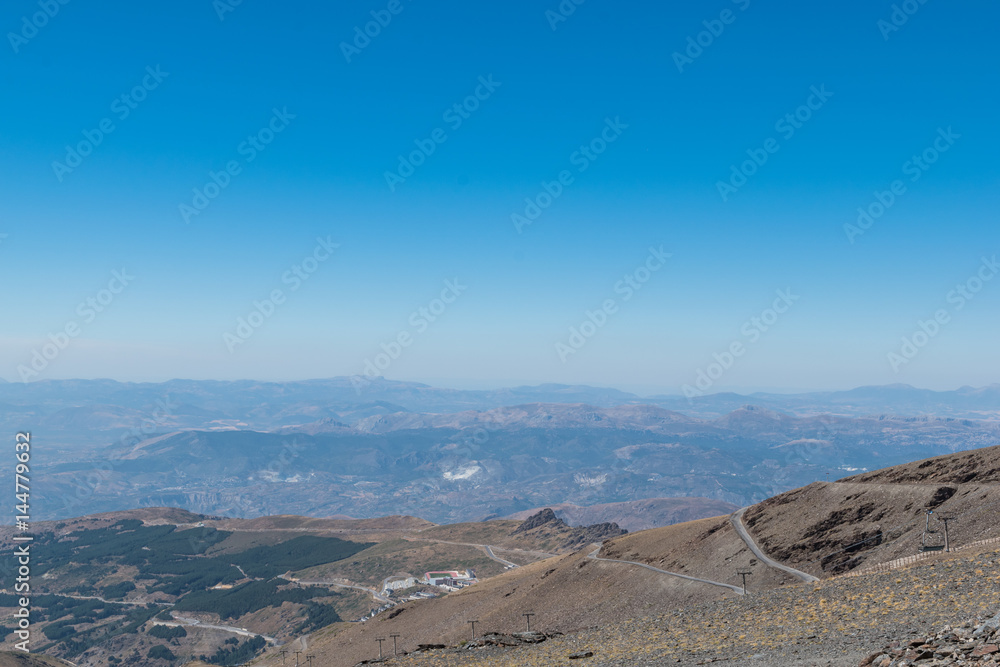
416 643 447 651
472 631 562 648
971 644 1000 657
863 613 1000 665
975 611 1000 637
568 650 594 659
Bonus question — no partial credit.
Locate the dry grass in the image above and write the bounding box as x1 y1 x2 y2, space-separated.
744 477 1000 577
599 515 798 591
300 539 506 587
254 547 734 666
383 545 1000 667
0 652 73 667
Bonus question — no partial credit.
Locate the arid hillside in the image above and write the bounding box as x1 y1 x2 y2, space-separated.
0 653 73 667
288 444 1000 666
503 496 739 532
385 542 1000 667
0 505 635 666
743 444 1000 577
9 445 1000 666
268 547 736 667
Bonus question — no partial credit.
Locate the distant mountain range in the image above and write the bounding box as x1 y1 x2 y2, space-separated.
8 377 998 523
11 427 1000 666
503 497 739 533
4 378 1000 444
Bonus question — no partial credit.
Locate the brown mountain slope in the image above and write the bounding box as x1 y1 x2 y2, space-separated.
743 444 1000 577
277 444 1000 666
842 442 1000 485
0 653 72 667
0 507 208 546
504 497 739 532
387 542 1000 667
414 513 623 554
210 513 434 533
266 547 735 667
271 515 795 665
597 515 797 591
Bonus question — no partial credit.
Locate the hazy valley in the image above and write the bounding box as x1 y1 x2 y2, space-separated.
5 438 1000 666
9 379 1000 523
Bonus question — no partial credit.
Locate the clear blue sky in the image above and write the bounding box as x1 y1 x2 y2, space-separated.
3 0 998 393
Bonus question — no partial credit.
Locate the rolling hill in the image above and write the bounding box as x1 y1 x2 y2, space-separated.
0 653 72 667
0 506 624 666
31 401 1000 523
289 444 1000 666
5 444 1000 664
503 497 739 532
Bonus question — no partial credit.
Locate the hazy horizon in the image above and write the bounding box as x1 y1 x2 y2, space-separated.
6 0 998 396
4 373 998 399
5 2 1000 664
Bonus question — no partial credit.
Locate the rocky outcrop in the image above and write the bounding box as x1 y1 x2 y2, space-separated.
353 632 565 665
563 521 627 549
513 509 626 549
862 612 1000 666
513 508 564 533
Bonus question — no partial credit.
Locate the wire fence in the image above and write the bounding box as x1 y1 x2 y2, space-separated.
834 534 1000 579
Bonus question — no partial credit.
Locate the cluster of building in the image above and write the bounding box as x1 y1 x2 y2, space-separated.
422 570 478 590
383 577 419 592
360 569 480 622
381 569 479 599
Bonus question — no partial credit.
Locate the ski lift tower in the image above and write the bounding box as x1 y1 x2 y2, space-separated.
920 509 946 552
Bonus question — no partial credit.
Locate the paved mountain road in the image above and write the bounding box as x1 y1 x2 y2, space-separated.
278 574 392 603
55 592 170 607
484 545 519 568
399 535 556 568
587 546 744 595
155 616 279 645
731 507 820 583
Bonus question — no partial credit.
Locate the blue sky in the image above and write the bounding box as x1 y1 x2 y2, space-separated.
3 0 998 393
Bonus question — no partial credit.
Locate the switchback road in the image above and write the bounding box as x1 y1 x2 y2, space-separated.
154 616 279 645
587 546 744 595
484 545 518 568
730 507 820 583
278 574 392 604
